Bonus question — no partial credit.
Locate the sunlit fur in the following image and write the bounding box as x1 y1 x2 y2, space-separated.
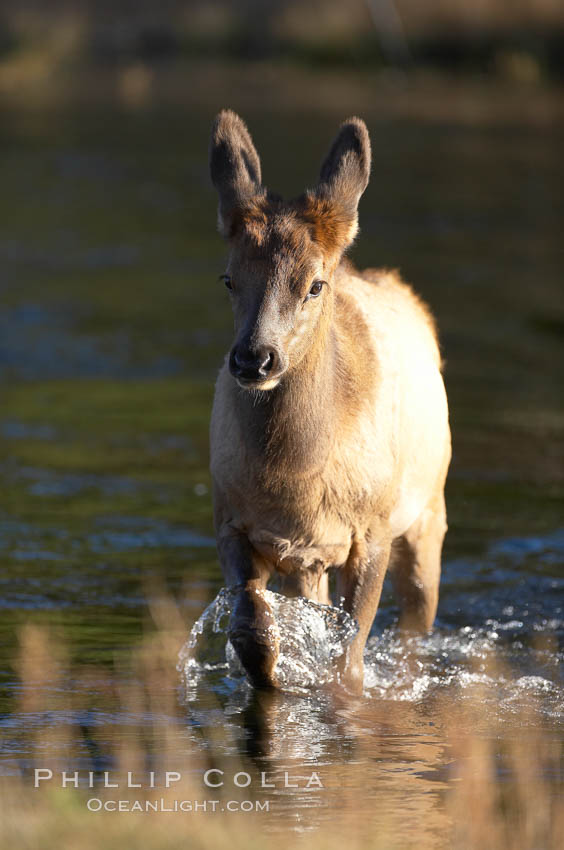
209 111 451 691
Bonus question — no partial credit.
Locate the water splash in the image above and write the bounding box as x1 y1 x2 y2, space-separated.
179 586 563 718
177 528 564 714
363 624 563 717
178 588 359 693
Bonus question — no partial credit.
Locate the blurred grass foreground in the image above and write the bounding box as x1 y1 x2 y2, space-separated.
0 617 562 850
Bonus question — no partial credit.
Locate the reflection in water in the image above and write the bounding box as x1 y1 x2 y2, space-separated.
181 660 453 836
177 556 562 832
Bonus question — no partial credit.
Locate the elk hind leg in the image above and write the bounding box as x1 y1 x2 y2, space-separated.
390 491 447 633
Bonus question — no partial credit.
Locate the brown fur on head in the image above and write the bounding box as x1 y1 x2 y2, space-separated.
209 110 372 391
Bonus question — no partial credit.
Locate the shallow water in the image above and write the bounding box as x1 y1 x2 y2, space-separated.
173 544 562 833
181 550 563 711
180 525 564 725
0 90 563 835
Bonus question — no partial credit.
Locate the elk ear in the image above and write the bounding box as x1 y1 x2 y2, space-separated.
209 110 263 237
313 117 371 248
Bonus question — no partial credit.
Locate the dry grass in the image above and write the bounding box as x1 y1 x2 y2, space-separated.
0 608 562 850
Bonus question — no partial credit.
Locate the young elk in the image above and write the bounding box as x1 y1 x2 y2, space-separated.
209 110 451 692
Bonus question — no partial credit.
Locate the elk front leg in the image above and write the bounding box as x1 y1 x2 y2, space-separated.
217 529 279 689
336 539 391 693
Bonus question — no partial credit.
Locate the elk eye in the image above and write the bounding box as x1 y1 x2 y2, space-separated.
308 280 325 299
220 274 233 291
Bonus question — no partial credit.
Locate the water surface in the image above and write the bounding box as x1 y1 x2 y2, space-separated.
0 93 562 837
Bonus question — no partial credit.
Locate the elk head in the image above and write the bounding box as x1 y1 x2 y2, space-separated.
209 110 371 391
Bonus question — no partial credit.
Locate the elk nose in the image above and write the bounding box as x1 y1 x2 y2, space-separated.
230 345 278 380
257 349 275 376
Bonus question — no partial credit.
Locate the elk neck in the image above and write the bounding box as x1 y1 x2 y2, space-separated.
232 289 343 481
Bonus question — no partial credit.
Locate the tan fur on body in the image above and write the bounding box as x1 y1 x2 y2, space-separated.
209 111 451 691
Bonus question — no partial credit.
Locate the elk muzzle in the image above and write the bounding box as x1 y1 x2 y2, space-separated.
229 343 286 389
